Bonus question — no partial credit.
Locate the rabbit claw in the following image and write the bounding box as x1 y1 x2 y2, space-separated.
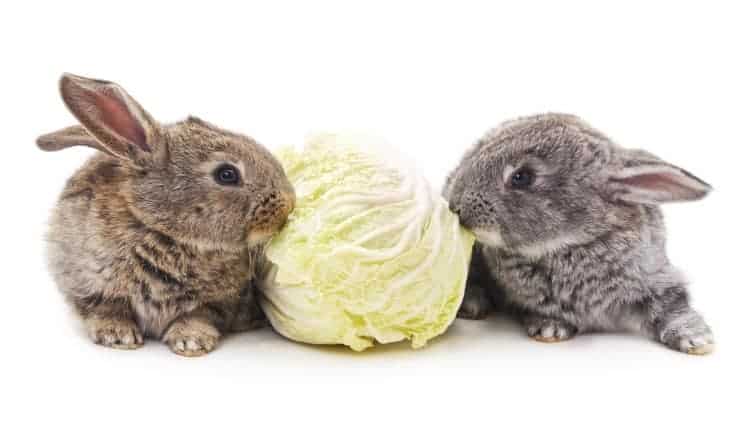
163 318 220 357
87 317 144 350
525 317 576 343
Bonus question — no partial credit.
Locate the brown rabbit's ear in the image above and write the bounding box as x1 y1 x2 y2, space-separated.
58 73 165 166
36 125 107 152
608 150 712 204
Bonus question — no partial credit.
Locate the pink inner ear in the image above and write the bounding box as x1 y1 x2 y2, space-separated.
616 173 674 190
613 171 706 201
93 89 150 152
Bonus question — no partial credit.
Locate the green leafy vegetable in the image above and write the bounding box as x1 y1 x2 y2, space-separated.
259 133 474 351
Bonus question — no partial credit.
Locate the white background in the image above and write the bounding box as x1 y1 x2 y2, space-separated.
2 1 748 445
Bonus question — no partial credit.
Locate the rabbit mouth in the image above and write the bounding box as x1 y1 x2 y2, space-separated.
245 213 291 245
472 229 506 247
247 227 277 245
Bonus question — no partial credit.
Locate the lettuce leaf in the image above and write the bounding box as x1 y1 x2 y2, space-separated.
258 133 474 351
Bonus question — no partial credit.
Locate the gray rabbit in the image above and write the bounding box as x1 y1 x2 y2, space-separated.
444 113 714 354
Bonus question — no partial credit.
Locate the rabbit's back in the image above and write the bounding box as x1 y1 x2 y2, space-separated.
47 154 131 306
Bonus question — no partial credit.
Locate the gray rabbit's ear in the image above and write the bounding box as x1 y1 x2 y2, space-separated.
608 150 711 204
57 73 165 166
36 125 107 152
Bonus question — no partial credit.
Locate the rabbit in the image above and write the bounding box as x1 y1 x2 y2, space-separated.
37 73 295 356
443 113 714 354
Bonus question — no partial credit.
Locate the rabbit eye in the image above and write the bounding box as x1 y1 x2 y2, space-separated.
214 164 241 186
510 168 534 189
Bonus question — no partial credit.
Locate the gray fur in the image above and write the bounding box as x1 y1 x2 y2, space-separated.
444 113 714 354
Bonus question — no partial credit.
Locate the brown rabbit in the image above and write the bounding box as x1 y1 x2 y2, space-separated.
38 74 295 356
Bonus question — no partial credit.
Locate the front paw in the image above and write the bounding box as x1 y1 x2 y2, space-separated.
86 317 144 350
163 318 220 357
524 316 577 343
457 285 493 320
659 313 715 355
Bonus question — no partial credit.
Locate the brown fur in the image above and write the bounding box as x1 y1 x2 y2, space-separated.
39 74 294 356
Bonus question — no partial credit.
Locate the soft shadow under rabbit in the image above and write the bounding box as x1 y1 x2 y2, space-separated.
38 74 295 356
444 113 714 354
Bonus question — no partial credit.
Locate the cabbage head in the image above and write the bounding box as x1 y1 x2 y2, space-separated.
258 133 474 351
